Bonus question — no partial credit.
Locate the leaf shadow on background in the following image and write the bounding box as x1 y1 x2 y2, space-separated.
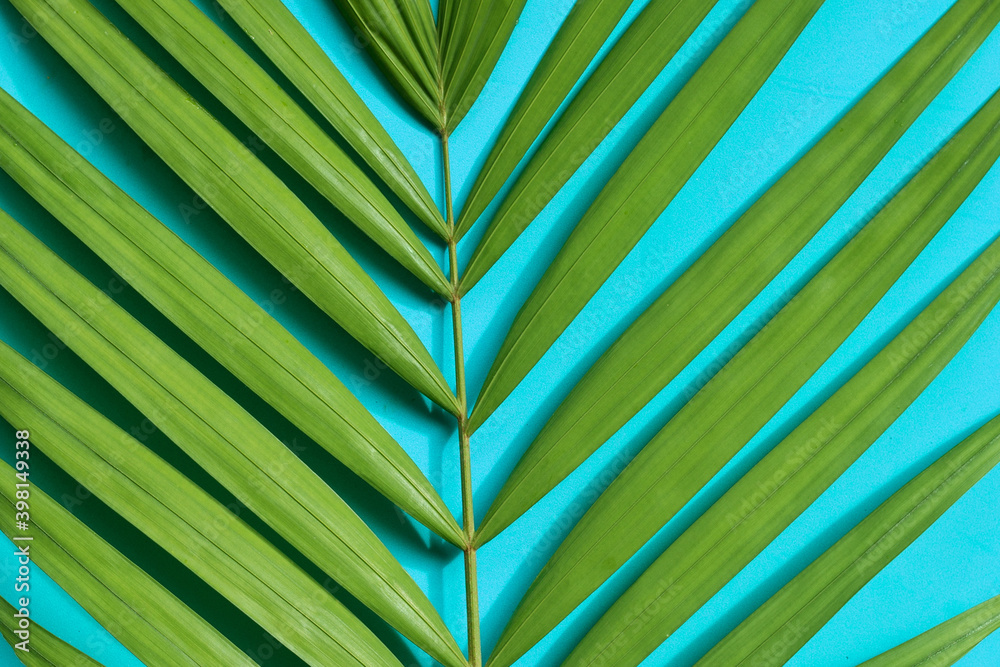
469 144 820 522
0 157 451 664
0 288 429 667
0 2 457 435
479 191 982 662
88 0 447 303
666 420 988 666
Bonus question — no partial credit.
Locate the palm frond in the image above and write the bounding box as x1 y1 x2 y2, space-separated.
10 0 459 413
0 210 463 667
1 0 997 665
700 412 1000 665
0 85 462 546
488 211 1000 667
861 593 1000 666
470 0 828 429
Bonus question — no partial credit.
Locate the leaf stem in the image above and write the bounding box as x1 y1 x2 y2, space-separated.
442 132 482 667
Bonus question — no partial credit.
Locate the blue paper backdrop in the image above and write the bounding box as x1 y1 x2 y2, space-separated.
1 0 999 664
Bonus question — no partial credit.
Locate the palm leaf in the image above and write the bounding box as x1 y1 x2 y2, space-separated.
564 215 1000 665
437 0 528 132
0 420 385 666
454 0 633 237
700 412 1000 665
478 10 1000 540
10 0 459 414
456 0 725 250
489 209 1000 666
0 86 463 547
861 593 1000 666
0 210 465 667
0 452 260 666
111 0 449 296
469 0 828 430
2 1 998 665
1 598 104 666
454 0 633 238
213 0 446 237
477 0 1000 539
330 0 441 127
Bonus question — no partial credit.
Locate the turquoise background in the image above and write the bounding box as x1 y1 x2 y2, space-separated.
1 0 1000 664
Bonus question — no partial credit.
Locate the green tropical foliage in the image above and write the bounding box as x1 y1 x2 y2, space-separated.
0 0 998 665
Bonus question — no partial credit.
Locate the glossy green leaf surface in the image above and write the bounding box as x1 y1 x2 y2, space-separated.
0 211 465 667
215 0 446 238
0 87 463 547
470 0 827 431
477 0 1000 539
457 0 724 250
861 593 1000 666
438 0 529 132
0 414 391 666
330 0 441 126
700 412 1000 665
489 200 1000 667
454 0 634 237
113 0 449 295
11 0 459 414
1 598 104 667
